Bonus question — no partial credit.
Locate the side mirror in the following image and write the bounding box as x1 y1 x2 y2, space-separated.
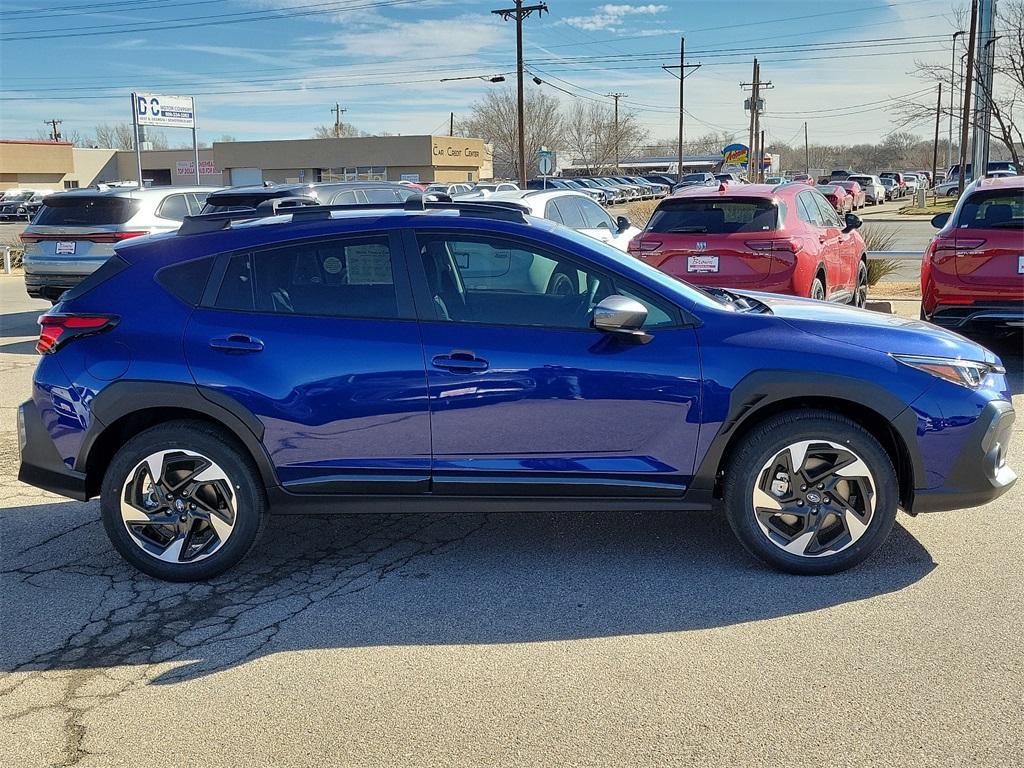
615 215 631 233
843 212 862 232
931 211 951 229
592 295 652 344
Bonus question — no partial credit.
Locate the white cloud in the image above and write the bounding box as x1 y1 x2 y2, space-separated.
563 3 668 32
331 13 506 58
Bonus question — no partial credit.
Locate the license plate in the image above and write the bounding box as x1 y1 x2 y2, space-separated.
1019 256 1024 274
687 255 719 273
55 241 76 255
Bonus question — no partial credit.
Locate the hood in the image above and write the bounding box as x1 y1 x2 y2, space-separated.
740 291 999 364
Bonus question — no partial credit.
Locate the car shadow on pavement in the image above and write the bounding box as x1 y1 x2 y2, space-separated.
2 498 935 685
0 310 44 356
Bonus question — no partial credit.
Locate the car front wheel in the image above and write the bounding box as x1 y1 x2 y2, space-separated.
101 421 267 581
723 411 898 574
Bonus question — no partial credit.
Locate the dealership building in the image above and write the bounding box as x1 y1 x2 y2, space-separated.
0 135 494 191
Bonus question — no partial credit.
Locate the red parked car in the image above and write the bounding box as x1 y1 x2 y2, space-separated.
921 174 1024 329
627 182 868 304
792 174 815 185
834 181 866 210
816 184 853 214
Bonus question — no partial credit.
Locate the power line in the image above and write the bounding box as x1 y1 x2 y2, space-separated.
0 0 427 41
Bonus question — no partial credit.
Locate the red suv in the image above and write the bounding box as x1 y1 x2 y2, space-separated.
921 175 1024 329
627 182 868 304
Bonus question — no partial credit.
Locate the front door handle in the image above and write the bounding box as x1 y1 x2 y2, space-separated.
432 350 489 372
209 334 264 353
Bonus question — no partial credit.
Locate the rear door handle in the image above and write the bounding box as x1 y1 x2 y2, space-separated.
209 334 264 353
432 350 489 372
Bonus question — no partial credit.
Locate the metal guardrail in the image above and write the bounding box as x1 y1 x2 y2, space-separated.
867 250 922 260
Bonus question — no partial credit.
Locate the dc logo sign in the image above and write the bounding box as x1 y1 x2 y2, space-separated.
137 96 160 117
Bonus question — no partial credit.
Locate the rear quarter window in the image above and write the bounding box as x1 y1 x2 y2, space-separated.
33 196 139 226
646 198 779 234
156 257 214 306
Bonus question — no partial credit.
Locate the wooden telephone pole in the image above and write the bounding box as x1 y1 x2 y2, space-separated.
741 60 772 182
44 119 63 142
331 102 346 137
606 93 629 170
492 0 548 186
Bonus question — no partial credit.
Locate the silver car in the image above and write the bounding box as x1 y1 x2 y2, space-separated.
22 185 218 302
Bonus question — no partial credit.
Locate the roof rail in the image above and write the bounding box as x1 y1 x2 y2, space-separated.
177 195 529 236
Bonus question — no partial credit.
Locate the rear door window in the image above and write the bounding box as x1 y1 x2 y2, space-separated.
646 198 778 234
812 193 843 227
577 197 615 230
958 190 1024 229
550 197 587 229
156 194 189 221
33 196 139 226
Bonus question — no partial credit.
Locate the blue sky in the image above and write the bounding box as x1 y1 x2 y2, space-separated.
0 0 960 147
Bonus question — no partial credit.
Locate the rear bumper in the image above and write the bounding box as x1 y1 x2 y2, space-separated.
17 399 89 500
930 301 1024 329
912 399 1016 513
24 271 88 301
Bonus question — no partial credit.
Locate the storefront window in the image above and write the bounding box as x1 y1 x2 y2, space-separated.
319 167 387 182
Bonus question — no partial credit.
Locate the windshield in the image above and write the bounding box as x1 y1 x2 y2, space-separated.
646 197 779 234
681 173 707 182
958 190 1024 229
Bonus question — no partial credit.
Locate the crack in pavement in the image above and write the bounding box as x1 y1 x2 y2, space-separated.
1 485 491 768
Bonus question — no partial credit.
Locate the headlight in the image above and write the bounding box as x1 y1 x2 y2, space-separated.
891 354 1004 388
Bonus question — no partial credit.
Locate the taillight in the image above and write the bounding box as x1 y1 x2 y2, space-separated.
19 231 148 244
627 238 662 255
37 314 118 355
745 238 800 253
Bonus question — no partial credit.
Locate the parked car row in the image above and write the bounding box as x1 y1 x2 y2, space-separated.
0 189 50 221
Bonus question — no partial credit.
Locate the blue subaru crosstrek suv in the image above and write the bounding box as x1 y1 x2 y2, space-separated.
17 197 1016 581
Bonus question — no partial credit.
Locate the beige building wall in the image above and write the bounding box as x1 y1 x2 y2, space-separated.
114 148 223 187
66 148 118 188
0 141 75 191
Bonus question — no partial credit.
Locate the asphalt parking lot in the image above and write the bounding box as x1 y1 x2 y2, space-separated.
1 271 1023 767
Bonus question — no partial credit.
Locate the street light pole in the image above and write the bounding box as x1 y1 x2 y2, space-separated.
959 0 979 197
948 30 965 172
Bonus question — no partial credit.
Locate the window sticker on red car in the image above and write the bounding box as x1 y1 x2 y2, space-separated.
687 255 719 273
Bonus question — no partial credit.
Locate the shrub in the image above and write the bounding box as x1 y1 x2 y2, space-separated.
859 224 903 286
1 234 24 269
625 199 659 228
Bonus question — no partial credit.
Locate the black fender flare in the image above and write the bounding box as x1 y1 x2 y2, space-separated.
78 380 279 490
689 370 924 497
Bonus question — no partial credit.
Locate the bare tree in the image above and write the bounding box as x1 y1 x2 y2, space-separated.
313 123 366 138
457 87 565 179
562 101 649 172
89 122 167 150
899 0 1022 167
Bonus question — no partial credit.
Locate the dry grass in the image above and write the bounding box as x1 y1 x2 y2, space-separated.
871 281 921 298
859 224 904 286
898 196 955 216
625 199 660 228
1 234 24 269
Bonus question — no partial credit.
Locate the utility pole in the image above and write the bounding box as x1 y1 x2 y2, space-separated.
450 111 455 136
331 102 346 137
804 121 809 175
606 93 628 170
932 83 942 199
678 37 685 182
971 0 998 181
492 0 548 186
948 30 965 173
759 129 766 179
741 59 772 183
660 37 700 182
959 0 978 197
44 119 62 142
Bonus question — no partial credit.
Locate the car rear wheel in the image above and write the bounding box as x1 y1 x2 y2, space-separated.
101 421 267 581
723 411 898 574
853 261 868 307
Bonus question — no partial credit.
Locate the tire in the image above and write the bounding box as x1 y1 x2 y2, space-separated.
101 420 268 581
722 411 898 575
809 276 826 301
853 260 868 307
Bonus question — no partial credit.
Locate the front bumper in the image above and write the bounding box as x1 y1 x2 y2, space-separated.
17 398 89 501
913 399 1016 513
